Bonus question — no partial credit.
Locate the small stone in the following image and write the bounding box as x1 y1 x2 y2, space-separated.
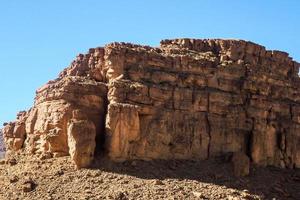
153 180 164 185
0 159 5 165
114 191 128 200
23 183 34 193
39 153 52 160
7 158 17 166
22 177 36 193
9 175 19 183
55 169 64 176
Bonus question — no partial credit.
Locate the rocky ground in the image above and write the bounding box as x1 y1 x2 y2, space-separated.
0 153 299 200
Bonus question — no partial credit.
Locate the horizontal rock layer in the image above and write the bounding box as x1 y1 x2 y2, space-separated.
2 39 300 168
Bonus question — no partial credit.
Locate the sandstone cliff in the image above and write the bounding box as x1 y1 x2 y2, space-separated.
2 39 300 169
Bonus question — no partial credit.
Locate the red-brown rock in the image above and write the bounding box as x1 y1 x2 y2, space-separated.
2 39 300 169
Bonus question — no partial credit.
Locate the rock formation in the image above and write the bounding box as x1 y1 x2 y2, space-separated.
0 130 5 158
2 39 300 169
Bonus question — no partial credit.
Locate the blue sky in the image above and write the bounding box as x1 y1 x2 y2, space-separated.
0 0 299 126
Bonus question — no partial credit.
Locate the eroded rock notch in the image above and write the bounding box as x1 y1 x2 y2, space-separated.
2 39 300 169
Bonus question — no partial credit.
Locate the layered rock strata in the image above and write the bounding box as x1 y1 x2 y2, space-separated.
2 39 300 169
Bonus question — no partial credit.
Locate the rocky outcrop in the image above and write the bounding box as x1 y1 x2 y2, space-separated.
2 39 300 169
0 130 5 158
3 76 107 168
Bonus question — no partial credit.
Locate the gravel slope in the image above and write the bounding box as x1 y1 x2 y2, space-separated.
0 153 299 200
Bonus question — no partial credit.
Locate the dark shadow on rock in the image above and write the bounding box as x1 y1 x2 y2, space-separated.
92 156 300 200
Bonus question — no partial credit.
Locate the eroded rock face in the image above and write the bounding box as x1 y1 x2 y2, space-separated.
3 76 107 167
0 130 5 159
2 39 300 169
67 110 97 169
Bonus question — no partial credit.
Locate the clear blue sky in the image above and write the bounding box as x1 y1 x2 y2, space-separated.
0 0 299 126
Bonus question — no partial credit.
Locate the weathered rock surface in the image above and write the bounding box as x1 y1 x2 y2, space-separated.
0 130 5 159
2 39 300 169
232 152 250 177
67 110 97 169
3 76 107 167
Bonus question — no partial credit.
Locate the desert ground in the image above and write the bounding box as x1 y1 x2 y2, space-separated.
0 153 299 200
